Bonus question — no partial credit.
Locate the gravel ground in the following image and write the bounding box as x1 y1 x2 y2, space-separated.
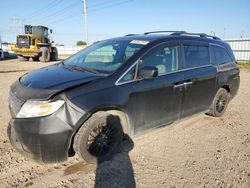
0 59 249 188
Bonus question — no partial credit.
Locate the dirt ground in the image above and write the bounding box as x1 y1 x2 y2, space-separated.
0 59 249 188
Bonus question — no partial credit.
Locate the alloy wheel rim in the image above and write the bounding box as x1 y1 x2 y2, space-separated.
216 94 227 113
87 123 116 157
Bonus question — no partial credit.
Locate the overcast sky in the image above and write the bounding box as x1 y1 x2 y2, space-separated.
0 0 249 45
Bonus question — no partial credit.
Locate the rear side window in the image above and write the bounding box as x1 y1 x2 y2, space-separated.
183 45 210 69
211 45 233 65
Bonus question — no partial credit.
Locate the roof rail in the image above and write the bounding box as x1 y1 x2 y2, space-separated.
143 31 221 40
144 31 187 35
125 34 138 36
178 32 221 40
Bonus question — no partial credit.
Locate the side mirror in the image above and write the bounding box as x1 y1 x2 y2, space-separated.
138 66 158 80
50 29 53 34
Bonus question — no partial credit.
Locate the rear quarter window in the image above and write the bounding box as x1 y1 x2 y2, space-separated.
210 45 233 65
183 45 210 69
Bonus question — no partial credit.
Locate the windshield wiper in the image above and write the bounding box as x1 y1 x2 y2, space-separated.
66 65 100 74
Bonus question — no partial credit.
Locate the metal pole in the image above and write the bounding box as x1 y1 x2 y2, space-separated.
83 0 88 44
0 34 2 49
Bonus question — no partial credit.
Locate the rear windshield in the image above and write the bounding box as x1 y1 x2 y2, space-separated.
63 39 146 74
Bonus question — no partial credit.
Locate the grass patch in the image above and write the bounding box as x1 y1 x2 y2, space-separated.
237 62 250 69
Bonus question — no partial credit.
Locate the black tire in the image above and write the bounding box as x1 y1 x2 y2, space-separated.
32 56 39 61
17 56 29 61
3 52 10 58
39 47 50 62
207 88 230 117
50 47 58 61
0 49 3 59
73 112 124 164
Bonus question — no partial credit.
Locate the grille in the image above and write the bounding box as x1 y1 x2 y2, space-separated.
17 35 30 48
9 91 24 117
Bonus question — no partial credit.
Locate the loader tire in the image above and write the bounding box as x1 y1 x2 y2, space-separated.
39 47 50 62
50 47 58 61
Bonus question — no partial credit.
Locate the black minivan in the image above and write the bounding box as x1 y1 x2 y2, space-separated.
8 31 240 163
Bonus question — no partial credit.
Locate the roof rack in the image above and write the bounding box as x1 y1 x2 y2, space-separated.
144 31 187 35
143 31 221 40
179 32 221 40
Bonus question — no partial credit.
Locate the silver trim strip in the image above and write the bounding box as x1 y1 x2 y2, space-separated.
115 61 138 86
115 64 213 86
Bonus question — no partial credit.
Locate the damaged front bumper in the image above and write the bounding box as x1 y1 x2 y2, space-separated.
8 115 73 163
8 97 89 163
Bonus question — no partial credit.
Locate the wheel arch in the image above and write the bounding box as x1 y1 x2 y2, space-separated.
221 85 231 93
68 107 133 157
221 84 232 99
87 107 133 135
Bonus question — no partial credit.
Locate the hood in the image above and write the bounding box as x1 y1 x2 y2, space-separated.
20 63 103 90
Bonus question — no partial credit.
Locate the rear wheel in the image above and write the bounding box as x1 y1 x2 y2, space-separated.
73 112 124 164
39 47 50 62
17 56 29 61
207 88 230 117
32 56 39 61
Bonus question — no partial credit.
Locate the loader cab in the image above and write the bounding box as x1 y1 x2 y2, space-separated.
24 25 49 37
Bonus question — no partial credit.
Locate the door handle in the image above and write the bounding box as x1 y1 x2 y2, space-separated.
174 81 193 88
174 83 185 88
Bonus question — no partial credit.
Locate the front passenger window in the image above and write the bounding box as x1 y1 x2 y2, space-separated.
139 46 178 75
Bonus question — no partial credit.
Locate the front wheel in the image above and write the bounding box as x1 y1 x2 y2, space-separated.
207 88 230 117
73 112 124 164
39 47 50 62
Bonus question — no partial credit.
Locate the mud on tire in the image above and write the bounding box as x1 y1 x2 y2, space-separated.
73 112 124 164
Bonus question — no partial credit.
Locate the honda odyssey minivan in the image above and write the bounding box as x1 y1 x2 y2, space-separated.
8 31 240 163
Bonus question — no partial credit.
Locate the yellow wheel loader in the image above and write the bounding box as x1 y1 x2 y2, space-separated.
11 25 58 62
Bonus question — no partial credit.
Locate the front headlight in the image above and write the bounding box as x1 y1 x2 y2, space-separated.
17 100 65 118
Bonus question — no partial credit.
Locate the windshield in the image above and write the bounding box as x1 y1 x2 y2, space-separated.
63 39 146 74
32 27 48 36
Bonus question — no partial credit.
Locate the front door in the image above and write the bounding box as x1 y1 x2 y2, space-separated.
131 42 185 133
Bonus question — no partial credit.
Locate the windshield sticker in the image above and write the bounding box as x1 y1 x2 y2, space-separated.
130 40 149 45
